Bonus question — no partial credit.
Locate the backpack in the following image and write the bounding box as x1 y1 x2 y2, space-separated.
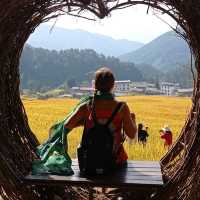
77 101 123 175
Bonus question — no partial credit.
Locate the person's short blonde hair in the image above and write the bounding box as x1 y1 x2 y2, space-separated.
94 67 115 93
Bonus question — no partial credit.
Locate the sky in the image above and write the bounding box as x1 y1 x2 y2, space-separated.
47 5 177 44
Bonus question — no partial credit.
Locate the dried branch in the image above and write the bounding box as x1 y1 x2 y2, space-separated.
0 0 200 200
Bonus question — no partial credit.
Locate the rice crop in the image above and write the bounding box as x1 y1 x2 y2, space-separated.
23 96 191 161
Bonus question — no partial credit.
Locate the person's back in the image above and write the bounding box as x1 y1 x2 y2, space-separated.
84 98 130 165
138 129 148 142
161 131 172 147
138 123 149 144
160 126 173 149
64 67 137 173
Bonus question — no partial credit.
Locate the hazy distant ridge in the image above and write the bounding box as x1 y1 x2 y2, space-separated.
27 24 144 57
119 31 190 71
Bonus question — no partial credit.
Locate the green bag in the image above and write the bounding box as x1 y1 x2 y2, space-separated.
32 95 92 175
31 93 114 175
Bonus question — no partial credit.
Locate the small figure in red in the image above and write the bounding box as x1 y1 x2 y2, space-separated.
160 126 173 149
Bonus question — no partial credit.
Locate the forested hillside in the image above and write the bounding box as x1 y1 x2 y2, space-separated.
20 45 144 90
20 45 193 91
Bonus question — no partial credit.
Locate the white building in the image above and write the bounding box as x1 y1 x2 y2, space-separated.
92 79 132 93
131 82 156 92
160 82 180 96
114 80 131 92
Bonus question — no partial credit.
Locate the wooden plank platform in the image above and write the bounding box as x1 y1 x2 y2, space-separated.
24 159 163 189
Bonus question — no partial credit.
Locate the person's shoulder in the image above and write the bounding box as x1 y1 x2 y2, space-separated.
115 100 126 104
115 101 131 118
115 100 128 108
115 100 127 111
77 102 89 114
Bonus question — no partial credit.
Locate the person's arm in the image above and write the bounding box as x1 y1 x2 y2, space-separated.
145 131 149 137
122 103 137 139
64 104 87 129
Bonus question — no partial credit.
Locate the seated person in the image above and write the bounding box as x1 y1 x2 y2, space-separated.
64 67 137 171
138 123 149 146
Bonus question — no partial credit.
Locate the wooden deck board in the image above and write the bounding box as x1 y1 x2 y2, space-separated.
72 166 161 172
72 159 161 168
24 159 163 189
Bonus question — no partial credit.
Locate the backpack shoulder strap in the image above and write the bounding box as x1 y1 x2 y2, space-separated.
105 102 123 127
91 99 99 126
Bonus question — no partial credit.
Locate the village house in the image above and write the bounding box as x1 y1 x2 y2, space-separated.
71 80 184 97
114 80 131 92
131 82 163 95
160 82 180 96
132 82 156 90
71 86 94 97
91 79 132 93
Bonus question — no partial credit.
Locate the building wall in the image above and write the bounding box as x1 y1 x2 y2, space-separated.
115 81 131 92
160 83 179 95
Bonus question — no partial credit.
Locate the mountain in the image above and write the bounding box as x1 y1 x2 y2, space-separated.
119 31 191 71
27 24 144 57
20 45 144 90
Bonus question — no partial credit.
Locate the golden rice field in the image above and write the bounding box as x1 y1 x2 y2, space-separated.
23 96 191 161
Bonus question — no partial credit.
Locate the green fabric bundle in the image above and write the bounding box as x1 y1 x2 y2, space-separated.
32 93 114 175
